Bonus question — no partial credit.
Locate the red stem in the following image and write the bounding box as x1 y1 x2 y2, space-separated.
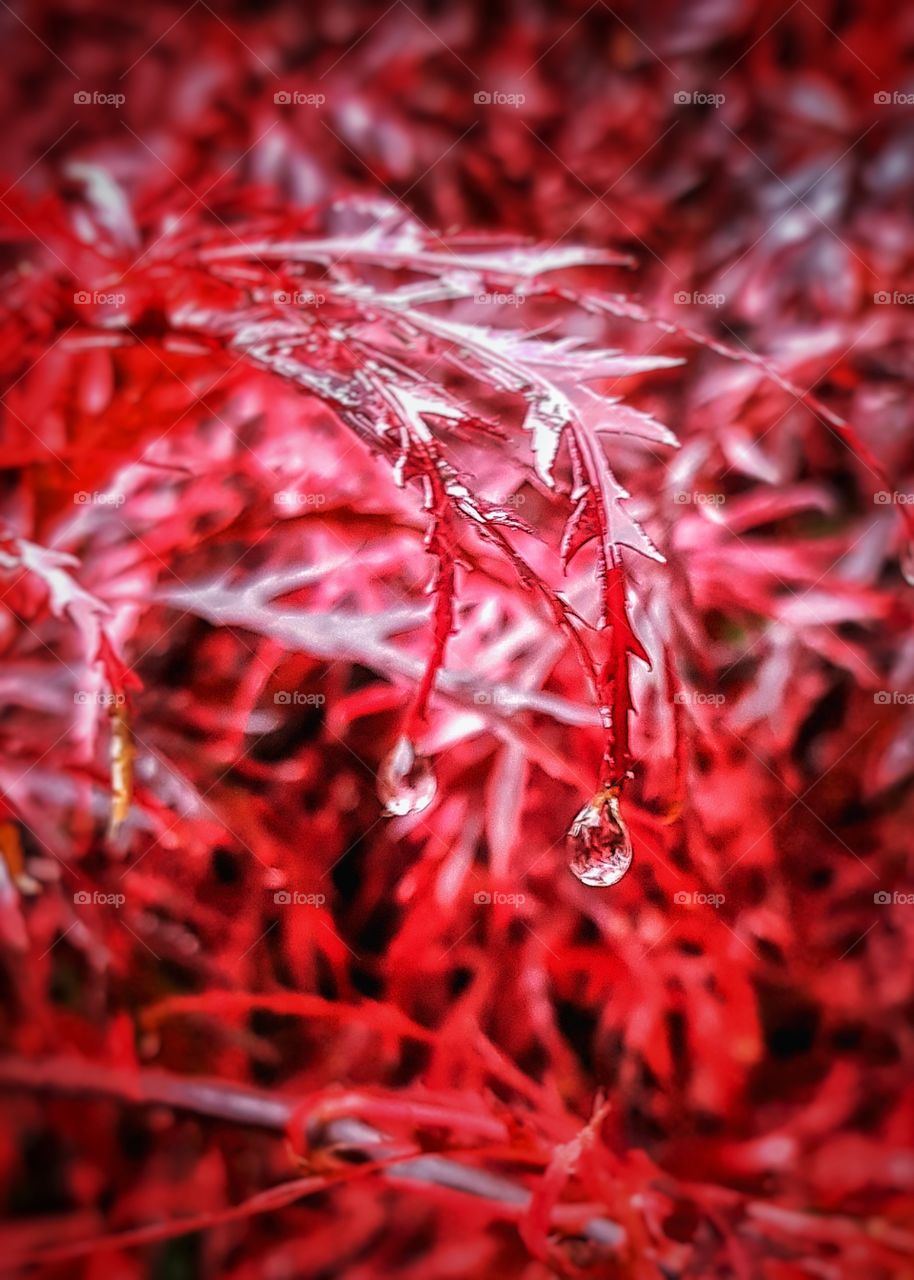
604 549 632 781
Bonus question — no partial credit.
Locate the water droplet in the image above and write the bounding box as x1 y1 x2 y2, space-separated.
566 784 633 887
378 736 437 816
901 542 914 587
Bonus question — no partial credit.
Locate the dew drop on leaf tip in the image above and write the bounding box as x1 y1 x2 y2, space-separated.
901 542 914 587
566 782 633 888
378 735 437 817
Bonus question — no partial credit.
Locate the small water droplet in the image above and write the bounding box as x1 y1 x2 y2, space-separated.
566 784 633 887
901 542 914 587
378 736 437 816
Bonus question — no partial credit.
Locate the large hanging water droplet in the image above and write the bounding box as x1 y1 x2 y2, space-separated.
378 736 437 816
901 542 914 587
566 784 633 887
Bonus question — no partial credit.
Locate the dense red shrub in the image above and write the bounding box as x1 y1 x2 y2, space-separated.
1 1 914 1276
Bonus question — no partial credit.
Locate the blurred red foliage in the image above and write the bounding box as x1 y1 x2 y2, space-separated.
1 1 914 1276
